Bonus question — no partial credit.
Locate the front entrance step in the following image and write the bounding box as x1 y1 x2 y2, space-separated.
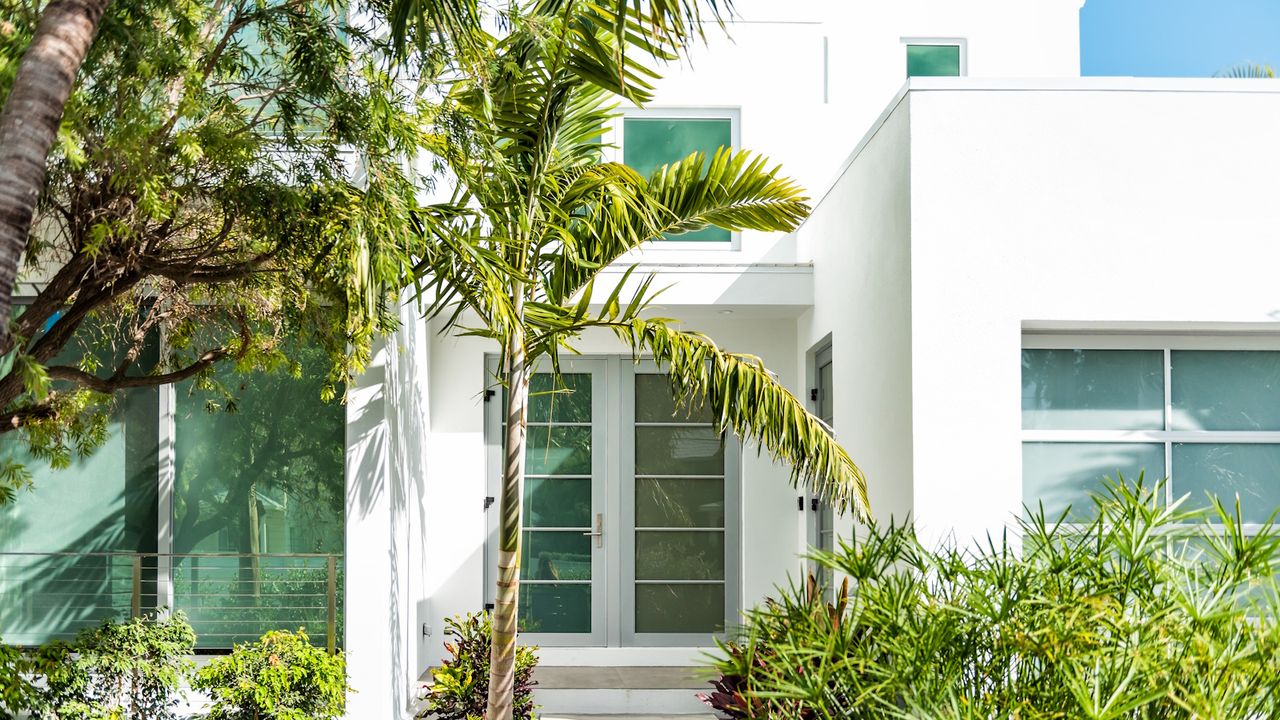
534 666 712 715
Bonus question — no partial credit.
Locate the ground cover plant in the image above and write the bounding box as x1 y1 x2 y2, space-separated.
194 628 347 720
704 477 1280 719
419 611 539 720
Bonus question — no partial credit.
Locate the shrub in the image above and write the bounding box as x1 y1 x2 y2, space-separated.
39 611 196 720
0 640 69 719
193 628 347 720
703 477 1280 719
419 611 538 720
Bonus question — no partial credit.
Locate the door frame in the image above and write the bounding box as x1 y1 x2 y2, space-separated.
483 355 741 647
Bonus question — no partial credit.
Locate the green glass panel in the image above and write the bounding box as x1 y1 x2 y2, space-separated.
1171 351 1280 431
520 584 590 634
0 318 158 645
1022 349 1164 430
636 478 724 528
522 531 591 581
1022 442 1165 521
1173 443 1280 523
525 426 592 475
623 117 732 242
906 44 961 77
173 341 344 648
526 373 592 424
635 530 725 580
635 374 712 423
525 477 591 528
636 583 724 633
635 427 724 476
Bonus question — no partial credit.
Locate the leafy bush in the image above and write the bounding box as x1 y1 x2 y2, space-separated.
0 640 69 719
193 628 347 720
39 611 196 720
419 611 538 720
704 477 1280 719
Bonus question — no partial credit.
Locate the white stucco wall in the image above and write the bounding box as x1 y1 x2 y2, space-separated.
796 94 915 535
345 300 432 719
906 79 1280 548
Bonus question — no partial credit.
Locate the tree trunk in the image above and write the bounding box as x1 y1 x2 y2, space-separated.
0 0 109 349
486 325 529 720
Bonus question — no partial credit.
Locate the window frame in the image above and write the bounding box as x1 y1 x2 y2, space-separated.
612 107 743 251
1023 333 1280 533
901 37 967 78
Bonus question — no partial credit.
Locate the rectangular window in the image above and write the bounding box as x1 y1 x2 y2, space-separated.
621 115 734 243
0 323 345 650
1022 342 1280 526
906 43 963 77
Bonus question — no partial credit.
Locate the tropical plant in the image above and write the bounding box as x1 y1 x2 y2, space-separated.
1217 62 1276 78
38 611 196 720
703 476 1280 719
0 0 428 500
193 628 348 720
420 611 539 720
410 3 867 717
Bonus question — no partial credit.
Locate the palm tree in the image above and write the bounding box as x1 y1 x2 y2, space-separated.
0 0 111 351
411 3 869 718
1216 63 1276 78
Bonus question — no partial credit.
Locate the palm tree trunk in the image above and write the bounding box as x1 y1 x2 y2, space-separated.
0 0 108 349
486 323 529 720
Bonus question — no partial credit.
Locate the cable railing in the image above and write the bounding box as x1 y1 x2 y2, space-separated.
0 552 343 653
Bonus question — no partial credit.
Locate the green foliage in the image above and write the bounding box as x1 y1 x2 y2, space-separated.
0 639 68 720
0 0 430 485
193 628 347 720
705 476 1280 719
419 612 539 720
39 611 196 720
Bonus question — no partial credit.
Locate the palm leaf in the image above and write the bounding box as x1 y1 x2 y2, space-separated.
613 317 869 517
1217 63 1276 79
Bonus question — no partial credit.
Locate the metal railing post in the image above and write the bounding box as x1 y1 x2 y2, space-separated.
130 555 142 619
326 555 337 655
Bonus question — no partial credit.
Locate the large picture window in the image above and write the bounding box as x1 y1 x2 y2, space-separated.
1022 339 1280 525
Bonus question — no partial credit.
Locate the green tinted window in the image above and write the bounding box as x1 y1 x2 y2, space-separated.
0 319 160 645
907 44 962 77
173 342 344 648
623 117 732 242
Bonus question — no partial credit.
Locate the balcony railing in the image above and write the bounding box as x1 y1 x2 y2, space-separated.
0 552 343 652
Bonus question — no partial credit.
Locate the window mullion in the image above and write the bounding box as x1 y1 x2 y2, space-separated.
1164 347 1173 507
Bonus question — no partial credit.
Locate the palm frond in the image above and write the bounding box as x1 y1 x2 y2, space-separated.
389 0 482 58
613 317 869 517
1217 63 1276 79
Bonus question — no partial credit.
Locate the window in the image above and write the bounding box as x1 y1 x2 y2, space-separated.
620 113 735 243
0 324 345 649
905 42 964 78
1022 341 1280 525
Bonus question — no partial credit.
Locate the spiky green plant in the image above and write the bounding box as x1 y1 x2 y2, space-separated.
705 476 1280 719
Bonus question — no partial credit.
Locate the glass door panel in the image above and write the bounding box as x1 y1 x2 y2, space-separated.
626 372 736 643
491 364 606 645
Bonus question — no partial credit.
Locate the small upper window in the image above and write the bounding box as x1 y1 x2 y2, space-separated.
906 43 963 78
622 116 734 243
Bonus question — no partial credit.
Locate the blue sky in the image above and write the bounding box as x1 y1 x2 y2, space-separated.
1081 0 1280 77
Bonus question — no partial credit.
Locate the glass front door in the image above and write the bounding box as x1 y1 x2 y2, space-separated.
485 358 739 647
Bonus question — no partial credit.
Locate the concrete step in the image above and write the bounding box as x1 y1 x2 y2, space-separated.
534 666 714 716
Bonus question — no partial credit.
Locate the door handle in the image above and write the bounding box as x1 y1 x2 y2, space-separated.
582 513 603 548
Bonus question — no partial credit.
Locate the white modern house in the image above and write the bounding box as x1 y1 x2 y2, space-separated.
11 0 1280 717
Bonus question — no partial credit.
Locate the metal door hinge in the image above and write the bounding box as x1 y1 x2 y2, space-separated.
483 389 496 402
809 388 819 402
797 496 804 511
811 497 820 512
483 496 495 510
